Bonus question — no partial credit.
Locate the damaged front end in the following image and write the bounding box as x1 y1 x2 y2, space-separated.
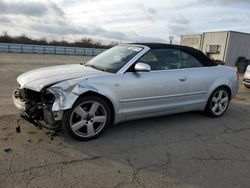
13 78 93 130
13 87 62 130
12 63 112 131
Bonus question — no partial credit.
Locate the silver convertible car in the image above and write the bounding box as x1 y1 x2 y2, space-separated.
13 43 239 140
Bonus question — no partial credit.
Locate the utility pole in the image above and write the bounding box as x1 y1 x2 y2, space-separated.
169 36 174 45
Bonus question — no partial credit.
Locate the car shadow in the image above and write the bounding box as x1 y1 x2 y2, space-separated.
61 111 211 153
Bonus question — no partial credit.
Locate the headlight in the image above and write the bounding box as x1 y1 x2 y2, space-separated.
47 88 64 104
44 91 55 103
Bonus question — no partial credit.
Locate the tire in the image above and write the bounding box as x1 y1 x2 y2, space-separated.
245 84 250 89
62 96 112 141
205 87 230 118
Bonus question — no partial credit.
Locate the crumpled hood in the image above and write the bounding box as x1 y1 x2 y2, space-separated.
17 64 108 91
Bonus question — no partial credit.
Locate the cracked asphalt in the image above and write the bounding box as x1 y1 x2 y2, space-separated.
0 53 250 188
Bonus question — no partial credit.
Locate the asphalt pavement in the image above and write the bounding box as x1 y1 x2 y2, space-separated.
0 53 250 188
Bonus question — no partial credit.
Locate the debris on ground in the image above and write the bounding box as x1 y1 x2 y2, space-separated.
37 138 43 143
51 132 59 139
16 125 21 133
45 131 60 140
2 137 8 141
27 131 37 135
4 148 12 153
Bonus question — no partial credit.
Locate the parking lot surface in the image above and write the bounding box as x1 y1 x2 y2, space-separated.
0 53 250 188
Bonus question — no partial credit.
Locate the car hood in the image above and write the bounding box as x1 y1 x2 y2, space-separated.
17 64 109 92
244 70 250 78
244 66 250 78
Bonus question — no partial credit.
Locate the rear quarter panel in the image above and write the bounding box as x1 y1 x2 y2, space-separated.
186 65 238 111
206 65 238 101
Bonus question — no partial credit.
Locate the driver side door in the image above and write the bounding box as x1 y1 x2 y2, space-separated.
120 48 190 120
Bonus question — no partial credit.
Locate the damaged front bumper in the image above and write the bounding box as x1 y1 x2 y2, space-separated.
13 90 26 111
13 89 62 130
13 77 96 130
243 78 250 86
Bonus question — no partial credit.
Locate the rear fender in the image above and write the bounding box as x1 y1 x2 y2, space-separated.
206 77 235 102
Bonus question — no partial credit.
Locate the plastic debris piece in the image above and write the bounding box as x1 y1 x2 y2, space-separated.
16 125 21 133
4 148 12 153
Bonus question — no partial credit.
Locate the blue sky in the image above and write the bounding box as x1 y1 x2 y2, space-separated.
0 0 249 44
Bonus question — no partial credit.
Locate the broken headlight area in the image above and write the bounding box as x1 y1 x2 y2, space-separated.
15 88 61 130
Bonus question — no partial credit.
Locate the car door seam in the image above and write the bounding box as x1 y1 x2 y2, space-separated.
119 91 208 103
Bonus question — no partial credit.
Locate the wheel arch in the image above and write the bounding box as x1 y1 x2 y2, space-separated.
214 85 232 100
207 79 233 102
205 84 232 109
50 82 121 123
204 85 231 117
77 91 116 124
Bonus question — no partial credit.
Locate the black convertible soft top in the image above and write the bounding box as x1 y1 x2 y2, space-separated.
131 43 218 67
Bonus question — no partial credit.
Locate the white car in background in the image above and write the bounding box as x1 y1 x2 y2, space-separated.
243 65 250 88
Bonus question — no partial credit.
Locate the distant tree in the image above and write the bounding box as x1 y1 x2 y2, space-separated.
0 31 12 43
0 31 116 48
38 37 48 45
50 40 60 46
15 34 33 44
3 31 8 37
107 41 118 48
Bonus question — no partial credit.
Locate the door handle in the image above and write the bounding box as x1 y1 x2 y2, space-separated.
179 76 187 82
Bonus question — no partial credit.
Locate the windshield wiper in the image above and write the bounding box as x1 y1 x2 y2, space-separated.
85 64 106 72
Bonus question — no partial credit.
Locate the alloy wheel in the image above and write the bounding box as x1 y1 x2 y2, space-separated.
70 101 107 138
211 90 229 116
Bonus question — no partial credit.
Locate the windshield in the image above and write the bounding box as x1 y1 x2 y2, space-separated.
86 45 143 73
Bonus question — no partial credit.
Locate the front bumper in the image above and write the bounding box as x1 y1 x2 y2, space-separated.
13 89 62 130
243 78 250 86
12 90 26 111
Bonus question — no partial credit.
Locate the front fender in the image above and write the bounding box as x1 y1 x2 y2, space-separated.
48 83 97 112
48 79 121 122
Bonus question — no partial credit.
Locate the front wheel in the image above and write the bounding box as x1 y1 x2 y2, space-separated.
62 96 112 141
205 87 230 118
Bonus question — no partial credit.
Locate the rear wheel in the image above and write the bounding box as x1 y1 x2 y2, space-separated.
206 87 230 117
62 96 111 141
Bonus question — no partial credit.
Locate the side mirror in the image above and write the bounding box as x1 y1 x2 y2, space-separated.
134 62 151 72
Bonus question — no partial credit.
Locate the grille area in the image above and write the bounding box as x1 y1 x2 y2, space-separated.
19 89 41 101
19 89 26 100
243 78 250 83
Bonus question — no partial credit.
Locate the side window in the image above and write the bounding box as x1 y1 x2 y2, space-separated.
181 51 203 68
138 49 182 71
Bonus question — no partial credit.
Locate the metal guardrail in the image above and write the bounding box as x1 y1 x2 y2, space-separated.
0 43 106 56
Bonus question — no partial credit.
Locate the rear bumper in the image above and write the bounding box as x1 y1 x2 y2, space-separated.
12 90 26 111
231 80 239 98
